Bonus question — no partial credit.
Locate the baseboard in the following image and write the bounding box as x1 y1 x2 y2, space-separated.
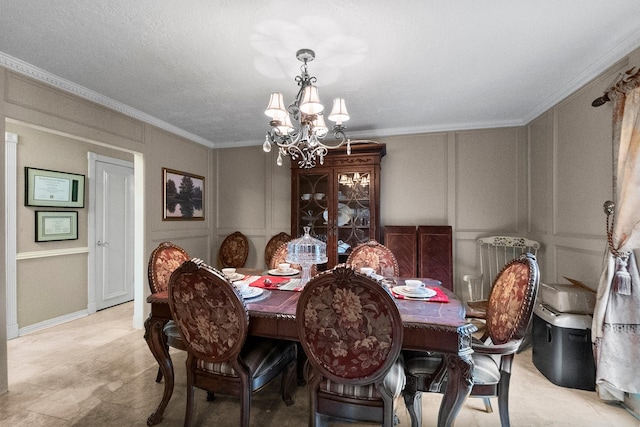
624 393 640 420
7 323 19 340
17 310 89 337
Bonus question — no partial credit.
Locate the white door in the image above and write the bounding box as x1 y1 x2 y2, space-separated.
95 158 134 310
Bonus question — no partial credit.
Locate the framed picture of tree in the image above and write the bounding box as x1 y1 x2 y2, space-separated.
162 168 205 220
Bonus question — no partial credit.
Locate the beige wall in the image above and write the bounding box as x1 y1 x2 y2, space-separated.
9 123 133 326
527 48 640 290
0 67 214 393
213 146 291 269
214 47 640 295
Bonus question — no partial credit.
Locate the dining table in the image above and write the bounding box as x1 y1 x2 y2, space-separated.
144 268 477 427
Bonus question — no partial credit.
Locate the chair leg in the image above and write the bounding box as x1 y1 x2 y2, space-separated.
382 393 395 427
296 343 307 386
498 371 512 427
240 388 251 427
184 383 194 427
483 397 493 413
402 378 422 427
155 342 170 383
308 374 321 427
280 360 296 406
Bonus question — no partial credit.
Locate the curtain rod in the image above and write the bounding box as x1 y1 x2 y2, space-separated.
592 66 640 107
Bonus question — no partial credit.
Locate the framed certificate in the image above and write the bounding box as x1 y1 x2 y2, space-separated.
25 167 85 208
35 211 78 242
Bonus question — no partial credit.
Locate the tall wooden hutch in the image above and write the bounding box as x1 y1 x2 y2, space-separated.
290 143 386 268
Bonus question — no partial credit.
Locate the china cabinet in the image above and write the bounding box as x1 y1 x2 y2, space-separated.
290 143 386 268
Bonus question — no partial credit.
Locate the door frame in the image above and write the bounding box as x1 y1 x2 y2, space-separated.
4 121 145 339
88 153 134 313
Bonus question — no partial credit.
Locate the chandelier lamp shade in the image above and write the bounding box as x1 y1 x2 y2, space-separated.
263 48 351 169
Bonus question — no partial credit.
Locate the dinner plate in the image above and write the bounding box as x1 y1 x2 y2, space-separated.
240 287 263 299
392 285 437 298
268 268 300 276
225 272 245 282
323 204 353 226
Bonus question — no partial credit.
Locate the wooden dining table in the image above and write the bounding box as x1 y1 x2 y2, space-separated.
144 269 477 427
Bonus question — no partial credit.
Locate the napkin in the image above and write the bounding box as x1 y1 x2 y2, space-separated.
391 286 449 303
249 276 291 290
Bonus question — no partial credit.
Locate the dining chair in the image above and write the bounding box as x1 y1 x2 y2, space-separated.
346 239 400 277
464 235 540 310
168 259 297 427
296 265 406 427
403 253 540 427
269 242 318 276
147 241 191 382
264 231 291 267
218 231 250 268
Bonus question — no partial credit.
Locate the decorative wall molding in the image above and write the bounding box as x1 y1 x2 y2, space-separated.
16 247 89 260
5 132 18 339
18 309 88 337
0 52 214 149
522 31 640 124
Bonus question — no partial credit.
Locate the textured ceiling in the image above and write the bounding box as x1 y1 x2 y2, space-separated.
1 1 640 149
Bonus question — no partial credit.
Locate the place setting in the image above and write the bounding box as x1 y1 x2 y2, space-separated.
221 267 245 282
391 279 449 302
268 262 300 276
232 279 267 300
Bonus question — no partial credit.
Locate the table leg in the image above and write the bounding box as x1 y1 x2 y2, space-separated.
144 315 174 426
437 353 473 427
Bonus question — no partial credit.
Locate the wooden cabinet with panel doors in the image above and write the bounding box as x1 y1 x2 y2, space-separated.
290 143 386 268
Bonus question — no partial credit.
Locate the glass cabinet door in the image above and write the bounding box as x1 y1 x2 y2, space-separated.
335 170 373 263
294 172 329 244
290 143 385 269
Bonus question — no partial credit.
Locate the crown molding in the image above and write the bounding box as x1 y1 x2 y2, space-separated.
0 52 215 148
522 29 640 125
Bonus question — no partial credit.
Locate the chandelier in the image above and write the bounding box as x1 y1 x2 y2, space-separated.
262 48 351 169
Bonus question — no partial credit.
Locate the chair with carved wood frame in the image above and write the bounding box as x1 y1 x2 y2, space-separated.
218 231 250 268
269 242 318 276
346 240 400 277
265 232 291 268
147 241 191 383
403 253 540 427
464 236 540 314
168 260 297 427
296 265 406 427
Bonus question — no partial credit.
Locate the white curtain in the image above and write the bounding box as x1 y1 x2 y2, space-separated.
593 75 640 400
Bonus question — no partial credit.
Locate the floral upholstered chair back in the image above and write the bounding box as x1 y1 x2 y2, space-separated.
148 242 190 294
168 260 248 363
218 231 250 268
296 265 403 385
269 242 318 276
486 253 540 345
264 232 291 267
346 240 400 278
